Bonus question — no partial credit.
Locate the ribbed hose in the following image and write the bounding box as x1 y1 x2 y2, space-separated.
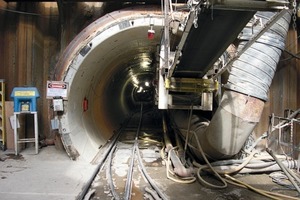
173 11 292 161
226 11 292 101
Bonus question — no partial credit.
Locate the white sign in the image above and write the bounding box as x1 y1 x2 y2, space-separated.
46 81 68 99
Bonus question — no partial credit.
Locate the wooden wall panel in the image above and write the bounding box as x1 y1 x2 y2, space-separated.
255 28 300 157
3 11 17 100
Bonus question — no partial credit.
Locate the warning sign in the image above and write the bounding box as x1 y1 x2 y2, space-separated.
46 81 68 99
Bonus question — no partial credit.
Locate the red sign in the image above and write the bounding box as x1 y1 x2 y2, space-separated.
46 81 68 99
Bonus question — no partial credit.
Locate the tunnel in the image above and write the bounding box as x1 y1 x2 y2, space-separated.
54 5 291 162
55 6 171 161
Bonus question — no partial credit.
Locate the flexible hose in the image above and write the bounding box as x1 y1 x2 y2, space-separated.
194 149 256 174
191 131 227 189
166 147 196 184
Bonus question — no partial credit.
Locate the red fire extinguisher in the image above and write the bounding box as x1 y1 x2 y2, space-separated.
83 97 88 112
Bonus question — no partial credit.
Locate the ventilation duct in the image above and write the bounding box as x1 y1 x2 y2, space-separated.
173 11 292 161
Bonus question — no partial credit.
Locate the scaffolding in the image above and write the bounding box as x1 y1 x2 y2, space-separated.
267 109 300 158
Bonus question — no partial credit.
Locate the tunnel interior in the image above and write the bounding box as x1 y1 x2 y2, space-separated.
55 4 291 162
58 7 179 161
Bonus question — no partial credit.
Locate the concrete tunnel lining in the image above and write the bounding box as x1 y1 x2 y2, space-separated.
56 7 167 161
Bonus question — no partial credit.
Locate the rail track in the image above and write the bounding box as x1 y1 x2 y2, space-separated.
74 103 300 200
77 104 168 200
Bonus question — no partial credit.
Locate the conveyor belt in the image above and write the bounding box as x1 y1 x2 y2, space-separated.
174 9 255 78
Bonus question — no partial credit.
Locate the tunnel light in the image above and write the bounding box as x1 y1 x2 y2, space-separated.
145 81 150 87
137 86 143 93
148 25 155 40
141 61 150 69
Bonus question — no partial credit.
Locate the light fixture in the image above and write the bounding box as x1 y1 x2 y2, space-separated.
148 24 155 40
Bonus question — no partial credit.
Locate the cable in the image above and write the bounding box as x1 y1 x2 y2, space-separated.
0 7 40 16
226 177 299 200
106 145 120 200
136 145 168 200
166 147 196 184
266 148 300 195
191 131 227 189
183 105 193 161
225 174 283 200
195 151 256 175
76 119 129 200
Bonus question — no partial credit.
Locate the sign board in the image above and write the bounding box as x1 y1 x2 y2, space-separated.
46 81 68 99
15 91 36 96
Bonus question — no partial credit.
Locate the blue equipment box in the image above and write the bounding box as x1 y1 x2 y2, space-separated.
11 87 40 112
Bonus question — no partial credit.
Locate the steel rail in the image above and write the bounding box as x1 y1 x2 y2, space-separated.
124 103 144 200
76 117 131 200
78 105 167 200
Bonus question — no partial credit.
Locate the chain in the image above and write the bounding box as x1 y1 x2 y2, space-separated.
292 0 297 30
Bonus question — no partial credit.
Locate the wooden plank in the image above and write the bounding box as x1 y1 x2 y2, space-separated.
4 13 17 98
16 16 27 86
26 16 33 85
5 101 14 150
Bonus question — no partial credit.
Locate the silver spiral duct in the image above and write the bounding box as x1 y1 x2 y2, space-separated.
225 11 292 101
173 11 292 161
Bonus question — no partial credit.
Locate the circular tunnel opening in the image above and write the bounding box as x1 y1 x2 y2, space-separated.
55 6 182 161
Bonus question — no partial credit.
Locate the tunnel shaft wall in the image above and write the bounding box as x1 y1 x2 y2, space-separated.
55 6 165 160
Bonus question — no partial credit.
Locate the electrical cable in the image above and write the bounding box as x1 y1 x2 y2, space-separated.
106 145 120 200
194 150 256 175
134 104 168 200
172 113 300 198
166 147 196 184
225 174 283 200
144 187 162 200
183 105 193 161
191 131 227 189
225 177 300 200
266 148 300 195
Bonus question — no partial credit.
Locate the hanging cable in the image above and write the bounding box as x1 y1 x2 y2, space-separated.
183 105 193 161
